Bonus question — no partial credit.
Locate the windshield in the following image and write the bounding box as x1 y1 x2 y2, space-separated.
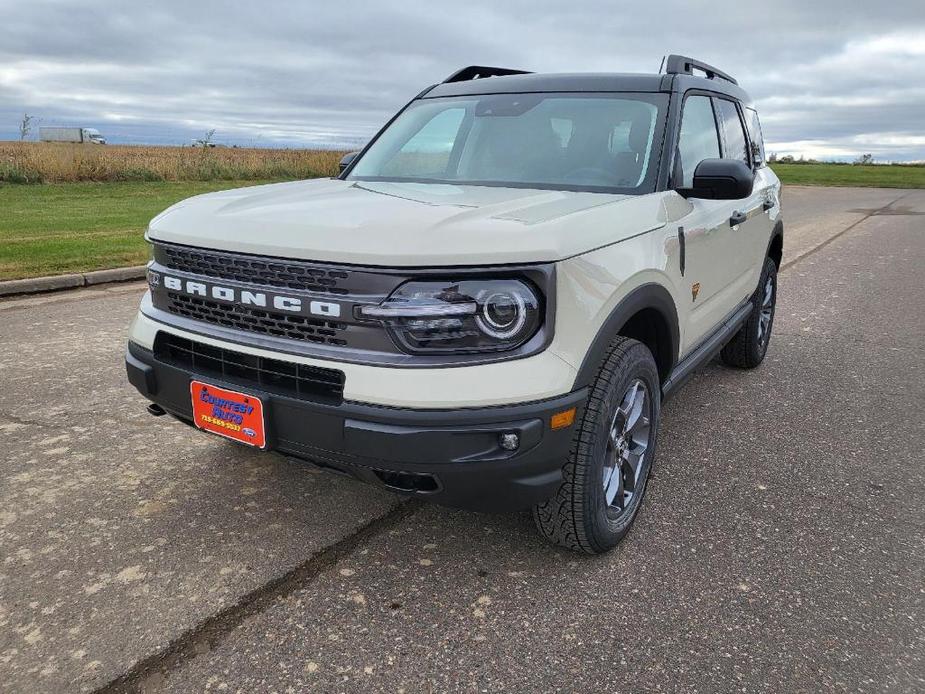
347 93 668 193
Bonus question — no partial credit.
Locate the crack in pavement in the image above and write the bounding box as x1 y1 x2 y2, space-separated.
0 410 68 430
92 499 423 694
773 331 925 347
780 190 911 272
0 406 153 431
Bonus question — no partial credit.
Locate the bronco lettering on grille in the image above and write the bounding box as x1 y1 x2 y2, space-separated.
161 275 341 318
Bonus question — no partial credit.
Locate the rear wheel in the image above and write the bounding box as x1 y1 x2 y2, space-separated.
721 256 777 369
533 337 660 554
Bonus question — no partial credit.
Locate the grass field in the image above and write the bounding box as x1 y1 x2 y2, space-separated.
0 142 344 183
770 163 925 188
1 159 923 282
0 181 282 280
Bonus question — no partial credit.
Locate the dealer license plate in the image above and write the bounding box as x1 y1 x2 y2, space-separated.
190 381 266 448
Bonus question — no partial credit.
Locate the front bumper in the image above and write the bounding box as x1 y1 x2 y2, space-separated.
126 342 585 511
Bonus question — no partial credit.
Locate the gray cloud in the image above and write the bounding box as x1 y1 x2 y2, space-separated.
2 0 923 159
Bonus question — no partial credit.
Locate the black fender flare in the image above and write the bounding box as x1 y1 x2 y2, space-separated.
766 218 784 266
572 282 680 389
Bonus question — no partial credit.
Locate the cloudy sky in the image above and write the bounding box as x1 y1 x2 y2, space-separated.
2 0 924 160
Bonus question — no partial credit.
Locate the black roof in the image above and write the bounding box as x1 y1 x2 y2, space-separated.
425 62 752 105
427 73 669 98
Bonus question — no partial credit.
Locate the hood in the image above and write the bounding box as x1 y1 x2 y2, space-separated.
147 178 672 266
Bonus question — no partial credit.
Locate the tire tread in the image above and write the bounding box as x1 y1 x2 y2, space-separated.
721 256 777 369
533 336 650 554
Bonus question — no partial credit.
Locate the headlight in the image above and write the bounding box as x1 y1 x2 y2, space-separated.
358 279 541 354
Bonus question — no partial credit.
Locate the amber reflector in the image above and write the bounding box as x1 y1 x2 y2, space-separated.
550 407 576 430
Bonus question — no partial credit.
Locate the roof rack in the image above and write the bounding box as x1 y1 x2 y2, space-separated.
442 65 532 84
664 54 737 85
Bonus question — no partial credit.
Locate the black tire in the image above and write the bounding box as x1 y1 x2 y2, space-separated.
533 337 661 554
721 256 777 369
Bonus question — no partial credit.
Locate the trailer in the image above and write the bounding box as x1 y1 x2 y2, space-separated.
39 127 106 144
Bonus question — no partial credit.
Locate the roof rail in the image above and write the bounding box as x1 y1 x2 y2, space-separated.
664 54 737 85
442 65 532 84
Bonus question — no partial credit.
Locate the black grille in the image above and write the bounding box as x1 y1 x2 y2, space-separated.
165 292 348 346
159 244 352 295
154 333 345 404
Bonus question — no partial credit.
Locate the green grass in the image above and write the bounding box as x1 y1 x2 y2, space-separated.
3 164 924 281
770 163 925 189
0 180 280 281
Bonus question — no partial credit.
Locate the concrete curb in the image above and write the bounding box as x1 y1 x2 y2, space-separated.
0 265 147 298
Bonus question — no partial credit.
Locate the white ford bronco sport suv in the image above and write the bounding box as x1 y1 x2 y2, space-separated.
126 55 782 554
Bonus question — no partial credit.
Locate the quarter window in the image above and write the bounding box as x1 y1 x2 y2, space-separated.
676 95 720 188
715 99 749 164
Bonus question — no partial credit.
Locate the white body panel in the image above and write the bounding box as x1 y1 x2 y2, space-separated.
557 179 779 367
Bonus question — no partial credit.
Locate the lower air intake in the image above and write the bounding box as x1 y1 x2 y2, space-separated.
153 332 345 405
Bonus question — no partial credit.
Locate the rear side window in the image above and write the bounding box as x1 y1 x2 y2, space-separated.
676 95 720 187
745 108 766 166
715 99 749 164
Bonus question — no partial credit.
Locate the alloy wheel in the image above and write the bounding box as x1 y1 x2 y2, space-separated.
758 274 774 345
602 379 651 515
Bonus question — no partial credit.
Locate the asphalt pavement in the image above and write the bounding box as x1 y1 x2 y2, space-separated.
1 186 922 693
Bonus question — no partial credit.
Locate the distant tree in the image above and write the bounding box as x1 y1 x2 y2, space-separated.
767 152 778 163
19 113 34 141
203 128 216 146
853 153 874 165
779 155 794 163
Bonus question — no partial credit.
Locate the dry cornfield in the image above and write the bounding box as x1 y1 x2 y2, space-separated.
0 141 348 183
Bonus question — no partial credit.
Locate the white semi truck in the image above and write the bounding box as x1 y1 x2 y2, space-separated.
39 127 106 144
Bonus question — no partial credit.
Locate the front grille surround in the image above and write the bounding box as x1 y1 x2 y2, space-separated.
146 240 557 368
158 243 353 295
149 241 402 355
154 332 345 404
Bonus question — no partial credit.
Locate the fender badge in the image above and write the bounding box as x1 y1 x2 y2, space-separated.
691 282 701 301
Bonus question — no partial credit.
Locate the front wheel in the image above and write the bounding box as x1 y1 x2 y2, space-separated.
721 256 778 369
533 337 661 554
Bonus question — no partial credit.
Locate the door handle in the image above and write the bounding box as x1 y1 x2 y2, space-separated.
729 210 747 227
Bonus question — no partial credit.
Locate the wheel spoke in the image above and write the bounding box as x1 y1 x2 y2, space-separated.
617 382 638 423
621 457 637 493
627 414 650 438
623 383 645 433
603 461 623 507
763 277 773 307
628 437 648 459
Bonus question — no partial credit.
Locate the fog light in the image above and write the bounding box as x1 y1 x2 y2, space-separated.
499 432 519 451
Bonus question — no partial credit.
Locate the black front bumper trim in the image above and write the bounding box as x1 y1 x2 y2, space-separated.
126 341 585 511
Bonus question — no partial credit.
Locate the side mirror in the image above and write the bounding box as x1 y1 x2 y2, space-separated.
680 159 754 200
338 151 359 174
